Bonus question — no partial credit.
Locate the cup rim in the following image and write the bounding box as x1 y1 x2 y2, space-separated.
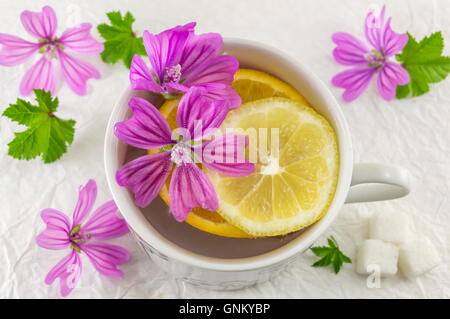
104 37 353 272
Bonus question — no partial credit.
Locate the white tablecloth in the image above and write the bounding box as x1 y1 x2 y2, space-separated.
1 0 449 298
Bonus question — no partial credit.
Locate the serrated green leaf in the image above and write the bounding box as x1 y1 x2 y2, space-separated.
340 253 352 264
42 118 76 163
97 11 146 68
311 246 331 258
2 90 58 126
331 251 342 274
396 32 450 98
328 236 338 249
312 253 332 267
8 127 43 161
2 89 76 163
34 89 59 112
310 236 351 274
2 99 42 126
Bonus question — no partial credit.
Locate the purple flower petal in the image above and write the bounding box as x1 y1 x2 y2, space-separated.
114 97 173 149
169 163 218 222
80 243 129 278
164 81 189 93
0 33 39 66
378 18 408 57
176 87 229 140
19 56 55 96
364 5 407 57
58 23 104 55
36 208 71 250
72 179 97 226
142 24 191 82
58 49 100 95
184 55 240 108
197 82 241 109
186 55 239 88
377 61 410 101
332 32 370 66
180 32 223 80
116 152 172 208
170 22 196 33
332 67 377 102
81 200 129 240
20 6 57 39
364 5 386 52
45 250 81 297
200 134 255 177
129 54 164 92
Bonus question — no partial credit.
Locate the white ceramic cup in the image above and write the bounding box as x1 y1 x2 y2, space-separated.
104 38 411 290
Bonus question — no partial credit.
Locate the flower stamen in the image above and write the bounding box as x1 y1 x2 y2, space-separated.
69 224 91 246
170 142 194 165
365 49 385 67
38 38 64 60
164 64 182 83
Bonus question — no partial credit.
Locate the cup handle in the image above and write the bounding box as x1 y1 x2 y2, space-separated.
345 163 411 204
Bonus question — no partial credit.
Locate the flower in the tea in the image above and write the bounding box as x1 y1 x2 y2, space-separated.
0 6 103 96
36 180 129 297
129 22 241 108
331 5 410 101
115 87 254 221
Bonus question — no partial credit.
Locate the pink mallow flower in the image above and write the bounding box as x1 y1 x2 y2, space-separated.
331 5 410 101
0 5 104 96
36 180 129 297
130 22 241 108
115 87 255 221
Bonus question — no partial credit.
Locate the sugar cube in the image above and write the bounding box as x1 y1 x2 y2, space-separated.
356 239 399 276
399 237 441 279
369 211 410 245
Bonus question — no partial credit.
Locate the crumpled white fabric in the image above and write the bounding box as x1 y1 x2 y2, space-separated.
1 0 449 299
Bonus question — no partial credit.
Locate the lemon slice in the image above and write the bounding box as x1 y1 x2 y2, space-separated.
233 69 308 104
152 69 335 238
206 97 339 237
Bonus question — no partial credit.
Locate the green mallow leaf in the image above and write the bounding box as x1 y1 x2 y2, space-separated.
396 32 450 99
310 236 352 274
97 11 146 68
2 89 76 163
